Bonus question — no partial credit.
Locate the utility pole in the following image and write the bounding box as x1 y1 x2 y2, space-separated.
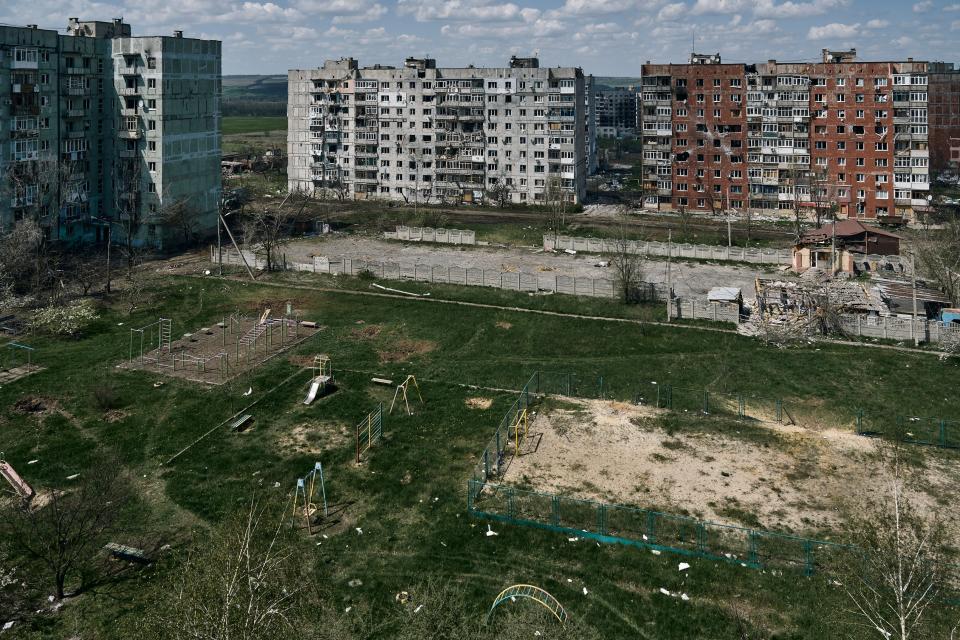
831 216 837 275
217 206 223 276
666 229 672 322
105 223 112 294
911 251 919 347
727 215 732 248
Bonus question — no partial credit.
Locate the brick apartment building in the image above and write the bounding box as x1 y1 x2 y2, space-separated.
928 62 960 174
640 50 938 223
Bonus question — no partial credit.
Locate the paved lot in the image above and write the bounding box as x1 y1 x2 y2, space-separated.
283 235 781 298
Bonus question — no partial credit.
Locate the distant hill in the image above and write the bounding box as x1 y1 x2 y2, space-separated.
594 76 642 89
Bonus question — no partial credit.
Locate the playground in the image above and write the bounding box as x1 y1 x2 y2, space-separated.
494 397 960 538
2 272 960 639
0 341 42 385
123 311 321 384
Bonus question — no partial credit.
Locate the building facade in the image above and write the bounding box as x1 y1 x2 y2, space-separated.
928 62 960 174
0 19 220 247
288 56 589 206
640 50 932 222
594 86 638 137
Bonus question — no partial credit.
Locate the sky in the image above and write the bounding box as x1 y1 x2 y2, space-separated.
2 0 960 75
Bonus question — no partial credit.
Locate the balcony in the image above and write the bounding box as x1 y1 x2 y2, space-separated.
65 108 86 118
11 83 36 94
117 86 140 96
118 129 142 140
117 149 138 159
64 67 89 75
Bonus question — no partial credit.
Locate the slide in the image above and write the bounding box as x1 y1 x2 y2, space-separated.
0 460 34 501
304 379 321 405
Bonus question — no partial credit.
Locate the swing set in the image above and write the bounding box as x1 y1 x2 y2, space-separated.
290 462 327 535
389 375 423 416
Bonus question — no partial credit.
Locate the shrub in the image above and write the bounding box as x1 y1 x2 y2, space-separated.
31 299 100 337
93 384 121 411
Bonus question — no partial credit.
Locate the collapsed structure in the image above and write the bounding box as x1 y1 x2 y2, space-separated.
287 56 594 205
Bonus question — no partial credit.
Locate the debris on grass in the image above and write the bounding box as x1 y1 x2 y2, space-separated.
465 397 493 410
486 525 498 537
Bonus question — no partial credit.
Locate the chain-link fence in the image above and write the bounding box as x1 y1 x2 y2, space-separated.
532 371 789 424
855 411 959 449
467 480 853 575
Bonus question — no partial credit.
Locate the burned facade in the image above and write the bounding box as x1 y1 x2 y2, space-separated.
287 56 591 206
640 50 932 222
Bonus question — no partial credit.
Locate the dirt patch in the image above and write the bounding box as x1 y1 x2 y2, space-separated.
503 398 960 537
350 324 383 340
103 409 129 423
495 321 512 330
276 421 351 454
377 338 436 364
466 397 493 410
13 395 55 415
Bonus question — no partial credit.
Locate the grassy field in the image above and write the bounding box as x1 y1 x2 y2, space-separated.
2 271 958 637
222 116 288 136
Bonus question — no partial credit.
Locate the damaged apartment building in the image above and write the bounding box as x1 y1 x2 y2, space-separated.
639 49 946 222
287 56 594 205
0 19 221 247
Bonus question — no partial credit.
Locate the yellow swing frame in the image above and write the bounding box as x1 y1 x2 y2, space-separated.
389 375 423 415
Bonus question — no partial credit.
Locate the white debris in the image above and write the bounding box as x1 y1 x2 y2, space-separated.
681 593 690 601
486 524 498 537
66 474 79 480
567 537 579 542
345 607 352 614
567 578 573 583
650 549 661 555
414 604 424 614
659 588 671 596
678 562 690 572
564 249 577 255
355 527 363 535
273 482 280 488
243 387 253 396
27 460 38 465
2 621 14 631
582 587 588 596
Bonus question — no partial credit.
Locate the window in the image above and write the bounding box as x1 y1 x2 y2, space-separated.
13 47 38 63
147 78 156 89
147 57 156 69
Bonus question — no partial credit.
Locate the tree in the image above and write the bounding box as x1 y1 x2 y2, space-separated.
159 196 201 247
544 175 570 236
841 445 959 640
914 216 960 305
0 218 46 296
134 498 310 640
485 170 512 208
1 463 133 600
809 167 840 228
113 153 145 269
242 192 311 272
610 228 647 304
676 204 694 242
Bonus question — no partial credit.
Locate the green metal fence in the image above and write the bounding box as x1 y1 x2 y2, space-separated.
468 372 539 499
467 480 853 575
533 371 788 424
855 410 959 450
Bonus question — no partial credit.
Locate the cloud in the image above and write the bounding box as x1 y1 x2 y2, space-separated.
946 3 960 10
892 35 912 47
913 1 933 12
398 0 538 22
292 0 386 22
865 19 888 29
690 0 744 14
658 2 686 20
807 22 859 39
554 0 639 16
753 0 849 19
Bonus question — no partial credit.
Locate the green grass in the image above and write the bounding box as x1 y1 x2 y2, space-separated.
222 116 287 136
2 274 959 638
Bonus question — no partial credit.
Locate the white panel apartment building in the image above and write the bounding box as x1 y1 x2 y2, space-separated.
288 57 590 205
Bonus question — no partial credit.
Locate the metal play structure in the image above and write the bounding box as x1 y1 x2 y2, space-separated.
510 407 529 454
127 311 304 381
0 342 40 384
485 585 567 625
356 403 384 464
291 462 328 534
304 355 333 405
389 375 423 416
0 458 35 502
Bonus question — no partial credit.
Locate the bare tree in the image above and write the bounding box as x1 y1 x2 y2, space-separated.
809 167 839 228
544 174 570 234
610 227 647 304
841 446 958 640
242 192 312 272
676 204 694 242
914 216 960 305
134 497 307 640
485 170 512 208
113 153 145 270
159 196 200 247
1 463 132 600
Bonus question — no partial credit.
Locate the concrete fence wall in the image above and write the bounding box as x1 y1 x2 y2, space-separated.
838 314 960 345
213 246 740 325
384 226 477 245
544 234 794 265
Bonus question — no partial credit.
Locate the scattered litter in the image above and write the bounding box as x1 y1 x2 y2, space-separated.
567 578 572 583
440 541 447 547
564 249 577 255
3 621 14 631
594 261 609 268
243 387 253 397
395 591 410 603
650 549 661 555
567 537 579 542
659 588 670 596
486 524 498 537
582 587 588 596
344 607 352 614
273 482 280 488
355 527 363 535
117 322 124 326
678 563 690 572
372 283 430 297
204 270 211 276
66 474 79 480
27 459 38 465
414 604 424 614
348 579 363 588
681 593 690 601
152 381 164 388
322 534 329 539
